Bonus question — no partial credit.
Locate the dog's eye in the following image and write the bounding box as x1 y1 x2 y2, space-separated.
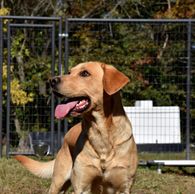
79 70 90 77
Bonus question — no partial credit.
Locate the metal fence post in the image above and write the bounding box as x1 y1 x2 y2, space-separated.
50 22 56 156
58 17 62 75
57 17 62 149
186 20 192 160
0 18 3 158
63 19 69 134
64 19 69 74
6 21 11 158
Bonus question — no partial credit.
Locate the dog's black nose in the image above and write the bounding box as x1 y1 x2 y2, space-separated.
50 77 61 88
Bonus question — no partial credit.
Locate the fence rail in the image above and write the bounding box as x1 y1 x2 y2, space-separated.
0 16 194 163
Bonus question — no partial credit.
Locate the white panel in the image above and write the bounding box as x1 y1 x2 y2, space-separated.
124 101 181 144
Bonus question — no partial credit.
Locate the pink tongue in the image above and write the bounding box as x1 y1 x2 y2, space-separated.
55 101 78 119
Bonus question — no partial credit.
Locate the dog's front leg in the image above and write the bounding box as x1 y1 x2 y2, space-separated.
49 143 72 194
71 159 100 194
71 178 91 194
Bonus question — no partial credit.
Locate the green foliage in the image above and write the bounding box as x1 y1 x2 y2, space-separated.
155 0 195 18
2 66 34 105
11 33 30 58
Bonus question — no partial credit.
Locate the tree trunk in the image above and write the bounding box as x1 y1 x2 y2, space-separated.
14 111 29 151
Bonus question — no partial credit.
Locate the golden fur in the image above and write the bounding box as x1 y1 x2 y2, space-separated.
15 62 138 194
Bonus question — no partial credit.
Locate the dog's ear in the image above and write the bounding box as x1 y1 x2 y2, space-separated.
102 64 129 95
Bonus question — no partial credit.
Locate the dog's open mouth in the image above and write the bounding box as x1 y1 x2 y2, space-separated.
53 92 90 119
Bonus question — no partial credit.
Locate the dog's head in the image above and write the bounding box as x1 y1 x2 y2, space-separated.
50 62 129 119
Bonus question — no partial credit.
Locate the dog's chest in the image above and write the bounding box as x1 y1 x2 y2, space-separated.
88 124 113 157
87 124 120 171
84 118 131 171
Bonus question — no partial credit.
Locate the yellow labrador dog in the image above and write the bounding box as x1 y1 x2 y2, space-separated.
15 62 138 194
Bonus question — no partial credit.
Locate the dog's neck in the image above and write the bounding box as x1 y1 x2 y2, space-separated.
82 92 131 158
84 92 125 123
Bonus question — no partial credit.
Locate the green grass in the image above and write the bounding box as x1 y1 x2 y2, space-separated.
139 152 195 161
0 157 195 194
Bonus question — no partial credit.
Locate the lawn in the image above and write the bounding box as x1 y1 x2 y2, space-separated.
0 157 195 194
